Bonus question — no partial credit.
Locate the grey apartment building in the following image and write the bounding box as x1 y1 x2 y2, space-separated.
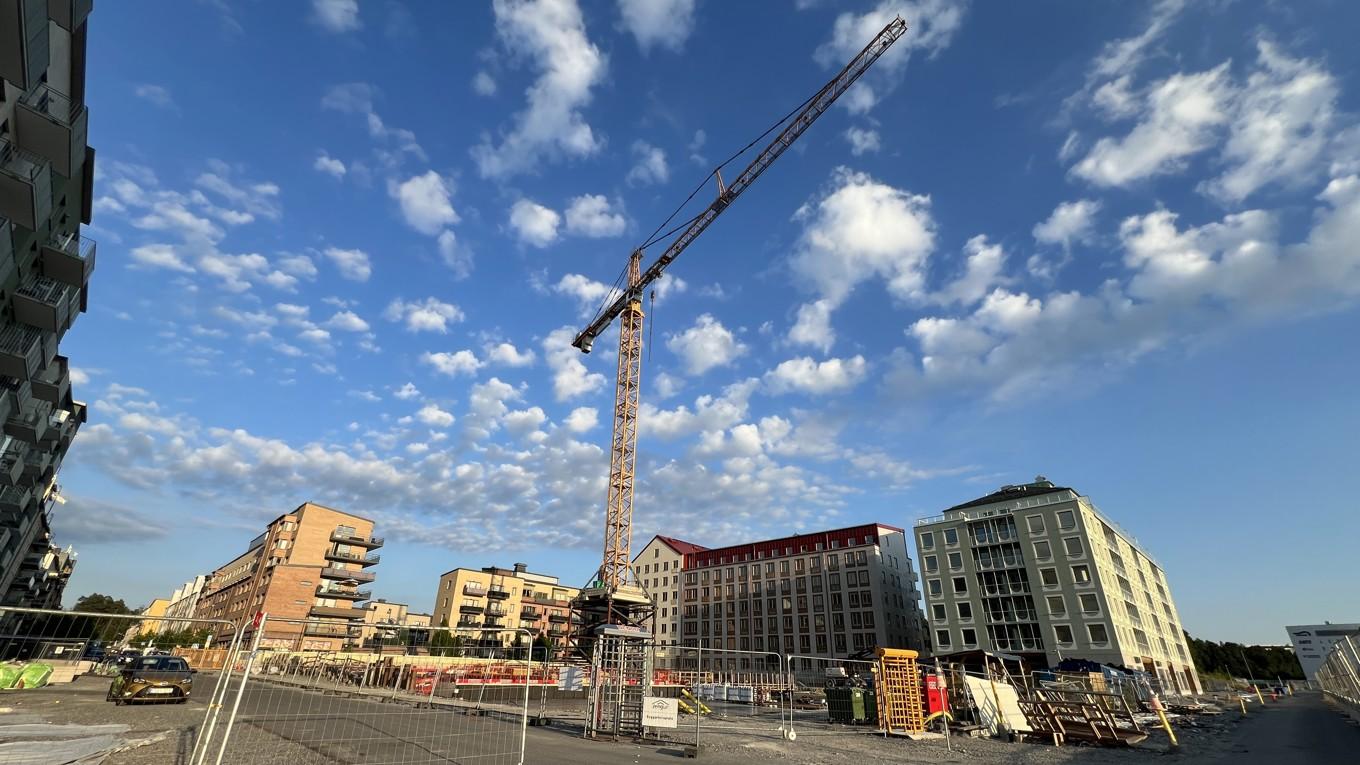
679 524 926 666
915 478 1201 695
0 0 95 609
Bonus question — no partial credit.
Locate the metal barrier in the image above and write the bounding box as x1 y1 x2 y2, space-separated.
1316 635 1360 710
670 646 790 749
783 653 882 740
0 605 242 765
206 615 532 765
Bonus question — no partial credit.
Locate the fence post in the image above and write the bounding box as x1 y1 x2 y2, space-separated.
212 613 268 765
935 658 951 753
519 630 532 765
189 624 244 765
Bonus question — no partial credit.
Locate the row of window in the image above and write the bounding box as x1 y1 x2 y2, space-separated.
919 508 1081 552
694 535 878 567
683 590 879 617
685 550 872 586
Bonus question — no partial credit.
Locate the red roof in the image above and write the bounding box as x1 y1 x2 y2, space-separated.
653 535 707 556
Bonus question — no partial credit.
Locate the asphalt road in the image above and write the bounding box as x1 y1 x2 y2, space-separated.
1204 693 1360 764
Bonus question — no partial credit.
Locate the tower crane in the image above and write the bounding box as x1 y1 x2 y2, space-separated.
570 16 909 643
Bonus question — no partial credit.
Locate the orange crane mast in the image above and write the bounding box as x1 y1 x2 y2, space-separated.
570 16 909 643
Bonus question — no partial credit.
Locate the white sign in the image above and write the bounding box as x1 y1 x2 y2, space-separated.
557 666 584 691
641 696 679 729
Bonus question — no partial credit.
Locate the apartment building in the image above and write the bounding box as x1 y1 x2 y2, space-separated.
678 524 927 666
162 574 206 632
431 564 578 649
123 598 169 643
633 535 706 645
915 478 1201 694
359 599 432 645
1286 623 1360 684
195 502 381 650
0 1 95 610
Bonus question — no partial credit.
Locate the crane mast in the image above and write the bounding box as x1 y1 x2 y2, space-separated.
571 16 909 644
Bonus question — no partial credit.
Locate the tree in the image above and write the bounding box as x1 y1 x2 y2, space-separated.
430 619 459 657
1184 631 1304 682
73 593 133 615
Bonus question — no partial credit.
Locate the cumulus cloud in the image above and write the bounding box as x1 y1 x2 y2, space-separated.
394 382 421 400
509 199 561 247
393 171 459 235
666 314 746 375
554 273 621 316
323 246 373 281
844 127 881 155
627 141 669 185
312 0 360 32
787 299 835 353
930 235 1008 306
765 355 868 394
422 350 484 377
1033 200 1101 250
544 326 605 400
564 406 598 432
472 71 497 96
417 404 456 428
487 342 537 367
324 310 370 332
134 84 174 108
473 0 607 178
314 152 347 178
564 194 626 237
384 298 465 333
617 0 696 53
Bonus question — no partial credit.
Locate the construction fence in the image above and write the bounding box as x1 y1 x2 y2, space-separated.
1316 634 1360 716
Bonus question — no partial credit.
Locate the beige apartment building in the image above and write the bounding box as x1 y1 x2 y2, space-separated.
915 478 1201 695
123 598 169 643
195 502 381 650
431 564 578 648
633 535 706 645
359 599 432 645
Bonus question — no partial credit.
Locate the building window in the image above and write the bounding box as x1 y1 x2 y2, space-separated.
927 579 942 597
1040 568 1059 588
1026 515 1045 534
1054 625 1074 645
951 577 967 595
932 604 946 621
1057 510 1076 530
1046 595 1066 617
1063 537 1084 557
1088 623 1109 644
942 528 958 546
1033 541 1051 561
1072 565 1091 586
957 602 972 620
924 555 938 573
1079 594 1100 615
920 532 934 550
961 628 977 647
935 629 951 648
947 551 962 570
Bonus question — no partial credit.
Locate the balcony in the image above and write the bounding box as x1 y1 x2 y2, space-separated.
302 623 353 638
0 140 52 231
0 486 32 514
0 0 48 91
456 619 481 628
325 548 380 567
16 83 88 178
21 444 49 479
5 399 52 443
463 583 487 596
548 626 568 637
39 234 95 289
547 612 570 624
14 276 78 334
519 607 541 620
459 603 485 614
483 617 504 628
533 595 570 609
48 0 93 31
0 438 27 484
310 605 366 620
487 586 511 600
330 530 384 548
316 586 370 601
319 566 376 584
30 357 69 405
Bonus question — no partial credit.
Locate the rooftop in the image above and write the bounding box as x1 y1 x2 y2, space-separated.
945 477 1073 512
653 535 707 556
683 522 904 567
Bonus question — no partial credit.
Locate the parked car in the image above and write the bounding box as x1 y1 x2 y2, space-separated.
107 655 195 705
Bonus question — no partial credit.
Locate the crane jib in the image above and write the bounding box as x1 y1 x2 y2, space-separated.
570 16 908 353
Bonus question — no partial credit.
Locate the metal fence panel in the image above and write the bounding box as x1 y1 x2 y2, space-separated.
784 653 882 740
206 616 531 765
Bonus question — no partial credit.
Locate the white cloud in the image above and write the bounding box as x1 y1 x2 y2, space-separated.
314 152 347 178
422 350 483 377
323 246 373 281
384 298 465 333
472 0 607 178
1088 0 1185 83
394 382 421 400
789 167 936 306
1033 200 1101 250
627 141 669 185
487 342 537 367
931 235 1008 306
278 254 318 279
130 244 194 273
312 0 360 32
349 389 381 402
787 299 835 353
814 0 968 114
417 404 456 428
617 0 696 53
134 84 173 108
504 407 548 437
509 199 562 247
844 127 881 156
321 82 425 160
1202 40 1337 204
564 194 626 237
1072 64 1232 187
564 406 598 432
195 163 282 221
324 310 370 332
666 314 746 375
436 229 473 280
392 171 459 235
765 355 868 394
473 71 497 96
1092 75 1139 120
653 371 684 399
544 326 605 400
554 273 620 315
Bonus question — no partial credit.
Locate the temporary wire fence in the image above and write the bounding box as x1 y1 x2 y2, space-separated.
205 616 532 765
783 654 881 740
0 605 242 765
1316 635 1360 711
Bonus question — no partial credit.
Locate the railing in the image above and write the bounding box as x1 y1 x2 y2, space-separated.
0 139 48 183
463 584 486 595
487 587 511 599
302 623 353 637
19 83 82 125
326 549 380 565
316 586 370 600
319 566 376 583
330 530 384 547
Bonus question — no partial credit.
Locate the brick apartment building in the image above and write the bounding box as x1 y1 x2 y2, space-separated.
431 564 578 649
679 523 927 666
196 502 381 650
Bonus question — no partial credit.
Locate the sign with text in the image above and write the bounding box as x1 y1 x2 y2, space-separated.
641 696 679 728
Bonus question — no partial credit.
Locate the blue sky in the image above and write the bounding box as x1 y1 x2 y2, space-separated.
53 0 1360 644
